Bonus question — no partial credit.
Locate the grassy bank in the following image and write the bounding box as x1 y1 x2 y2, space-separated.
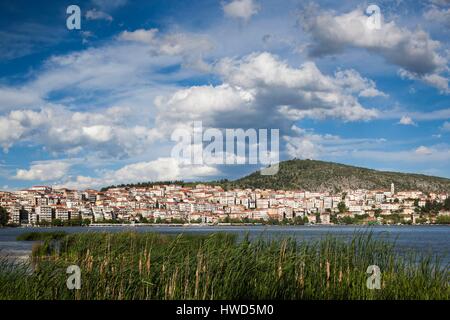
0 232 448 300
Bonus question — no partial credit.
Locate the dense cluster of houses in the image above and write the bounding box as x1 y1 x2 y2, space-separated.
0 183 448 225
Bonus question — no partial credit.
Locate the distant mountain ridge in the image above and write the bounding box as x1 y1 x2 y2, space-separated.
102 159 450 193
228 159 450 193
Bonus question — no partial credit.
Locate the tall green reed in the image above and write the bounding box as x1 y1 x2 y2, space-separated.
0 231 448 300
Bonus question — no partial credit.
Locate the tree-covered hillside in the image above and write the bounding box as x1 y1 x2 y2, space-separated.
227 159 450 193
102 159 450 193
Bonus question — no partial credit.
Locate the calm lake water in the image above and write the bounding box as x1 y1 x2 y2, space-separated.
1 225 449 264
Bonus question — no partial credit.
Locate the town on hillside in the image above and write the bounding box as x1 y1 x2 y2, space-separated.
1 183 449 226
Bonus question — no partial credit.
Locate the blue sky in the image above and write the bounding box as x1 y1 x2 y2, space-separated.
0 0 449 190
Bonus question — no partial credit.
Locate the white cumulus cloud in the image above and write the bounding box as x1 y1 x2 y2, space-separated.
223 0 260 21
398 116 416 126
415 146 433 155
0 105 162 157
55 158 219 190
300 7 448 92
85 9 113 22
15 161 71 181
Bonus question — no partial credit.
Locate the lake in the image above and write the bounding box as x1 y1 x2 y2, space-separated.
0 225 449 264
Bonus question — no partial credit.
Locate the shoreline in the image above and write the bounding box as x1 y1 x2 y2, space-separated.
2 225 449 266
5 223 448 229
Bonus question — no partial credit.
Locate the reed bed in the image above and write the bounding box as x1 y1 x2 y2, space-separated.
0 232 448 300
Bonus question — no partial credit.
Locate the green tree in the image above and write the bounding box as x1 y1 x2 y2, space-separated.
374 208 382 218
38 220 51 227
267 218 279 225
293 216 305 225
415 217 427 224
443 198 450 211
0 206 9 226
330 214 338 224
340 216 355 225
315 213 321 224
383 213 401 224
52 219 63 227
189 218 200 224
337 201 348 213
435 215 450 224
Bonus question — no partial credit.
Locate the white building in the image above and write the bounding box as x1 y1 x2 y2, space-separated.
7 206 21 225
35 205 53 222
55 207 70 221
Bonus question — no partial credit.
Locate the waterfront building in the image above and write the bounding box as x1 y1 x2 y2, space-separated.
35 205 53 222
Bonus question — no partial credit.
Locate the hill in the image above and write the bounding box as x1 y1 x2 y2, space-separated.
226 159 450 193
101 159 450 194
